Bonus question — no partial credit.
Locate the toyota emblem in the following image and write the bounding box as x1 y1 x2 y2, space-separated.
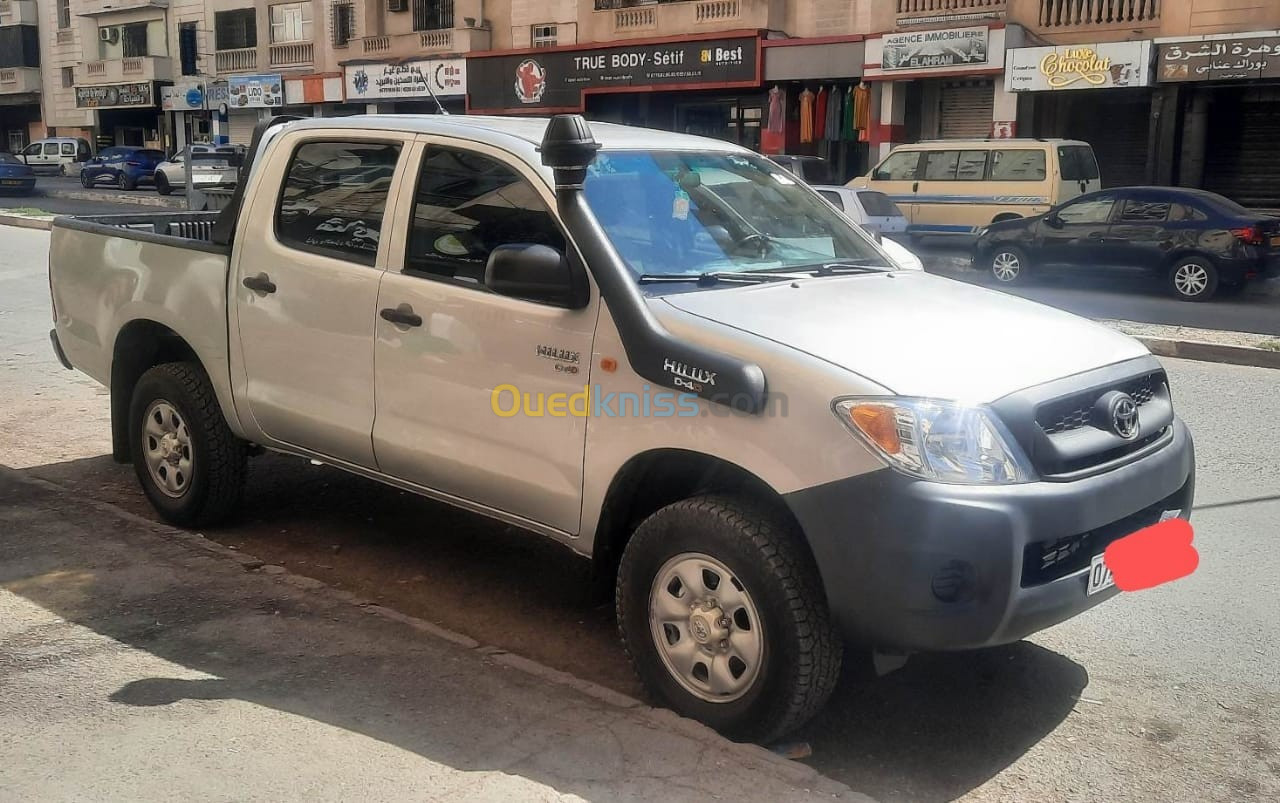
1110 394 1140 440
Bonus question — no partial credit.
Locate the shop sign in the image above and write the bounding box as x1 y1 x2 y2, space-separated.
227 74 283 109
881 27 988 70
1158 35 1280 82
206 81 230 109
75 82 153 109
161 80 206 112
1006 41 1152 91
468 36 758 112
345 59 467 101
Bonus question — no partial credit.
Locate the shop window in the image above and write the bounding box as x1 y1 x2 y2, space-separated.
1119 200 1170 223
1057 195 1116 225
215 9 257 50
332 4 355 47
990 150 1046 181
873 150 921 181
956 150 988 181
412 0 453 32
276 141 402 267
61 67 74 88
57 0 71 29
923 151 960 181
532 24 557 48
271 2 313 43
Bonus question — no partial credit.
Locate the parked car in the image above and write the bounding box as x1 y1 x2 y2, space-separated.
154 146 242 195
80 146 166 190
974 186 1280 301
48 115 1194 742
852 139 1101 240
0 152 36 195
769 154 832 184
813 185 922 270
16 137 92 175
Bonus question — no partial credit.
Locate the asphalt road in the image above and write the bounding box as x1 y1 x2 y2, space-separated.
5 227 1280 801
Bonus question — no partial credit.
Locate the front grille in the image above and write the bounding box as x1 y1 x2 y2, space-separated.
1037 373 1160 435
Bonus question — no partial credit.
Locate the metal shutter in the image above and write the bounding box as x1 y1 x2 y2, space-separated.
939 80 993 139
228 110 259 146
1204 86 1280 208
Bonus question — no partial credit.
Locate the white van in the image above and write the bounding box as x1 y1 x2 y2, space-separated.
851 139 1101 239
17 137 93 175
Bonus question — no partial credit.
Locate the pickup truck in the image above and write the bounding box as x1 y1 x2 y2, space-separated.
48 114 1195 742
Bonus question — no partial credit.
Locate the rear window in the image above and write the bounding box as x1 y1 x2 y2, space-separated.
818 190 845 211
1058 145 1100 181
857 191 902 217
990 150 1047 181
1201 192 1255 218
136 150 166 160
1119 200 1170 222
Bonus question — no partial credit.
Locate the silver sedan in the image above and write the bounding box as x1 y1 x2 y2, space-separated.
153 146 242 195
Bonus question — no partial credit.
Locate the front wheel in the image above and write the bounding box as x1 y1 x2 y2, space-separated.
616 495 841 743
1168 257 1218 301
155 173 172 195
990 245 1030 285
129 362 247 527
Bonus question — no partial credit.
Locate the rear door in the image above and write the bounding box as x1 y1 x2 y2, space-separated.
1107 193 1174 273
1055 144 1102 202
232 132 409 468
1038 192 1119 271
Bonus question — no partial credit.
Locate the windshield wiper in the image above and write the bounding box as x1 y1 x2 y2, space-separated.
638 270 797 286
807 261 891 276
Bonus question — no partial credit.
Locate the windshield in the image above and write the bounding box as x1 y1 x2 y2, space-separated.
583 150 890 278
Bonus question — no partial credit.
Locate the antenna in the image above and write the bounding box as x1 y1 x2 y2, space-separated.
423 68 448 115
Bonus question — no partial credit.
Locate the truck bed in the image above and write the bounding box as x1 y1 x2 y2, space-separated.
51 211 227 252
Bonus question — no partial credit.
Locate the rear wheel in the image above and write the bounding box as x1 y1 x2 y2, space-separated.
616 495 841 743
80 171 93 188
118 172 135 191
1168 257 1218 301
990 245 1030 285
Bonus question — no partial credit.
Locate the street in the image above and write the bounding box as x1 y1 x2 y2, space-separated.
3 226 1279 800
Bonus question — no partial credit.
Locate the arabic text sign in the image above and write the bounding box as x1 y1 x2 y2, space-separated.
75 82 154 109
161 80 205 111
227 74 283 108
1158 35 1280 82
345 59 467 100
1006 41 1152 91
881 27 988 70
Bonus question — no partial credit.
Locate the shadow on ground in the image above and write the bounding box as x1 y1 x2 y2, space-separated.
16 454 1087 800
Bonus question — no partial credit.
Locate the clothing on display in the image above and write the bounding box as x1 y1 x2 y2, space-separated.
767 86 785 134
799 88 816 144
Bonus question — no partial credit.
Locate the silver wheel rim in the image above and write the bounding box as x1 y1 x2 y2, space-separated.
992 251 1021 282
1174 263 1209 296
648 552 764 704
142 400 194 498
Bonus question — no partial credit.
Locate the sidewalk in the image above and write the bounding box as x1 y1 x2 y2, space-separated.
0 466 866 802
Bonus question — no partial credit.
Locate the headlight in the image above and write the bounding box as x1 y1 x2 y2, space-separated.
975 226 989 239
833 397 1034 485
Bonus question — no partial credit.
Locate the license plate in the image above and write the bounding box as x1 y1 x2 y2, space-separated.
1271 235 1280 247
0 179 24 186
193 175 220 184
1087 553 1115 596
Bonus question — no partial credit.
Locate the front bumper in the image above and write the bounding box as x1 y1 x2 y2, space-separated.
785 417 1194 651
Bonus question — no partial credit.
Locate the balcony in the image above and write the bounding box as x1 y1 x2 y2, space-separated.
74 0 168 15
215 47 257 74
352 26 490 60
78 55 171 84
1012 0 1160 38
0 65 40 94
0 0 39 26
591 0 781 41
269 41 314 67
896 0 1007 26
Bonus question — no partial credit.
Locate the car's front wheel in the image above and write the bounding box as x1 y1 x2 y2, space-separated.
616 495 841 743
990 245 1030 285
1168 256 1219 301
155 172 172 195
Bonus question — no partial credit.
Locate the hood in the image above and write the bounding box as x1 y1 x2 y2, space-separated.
660 271 1149 402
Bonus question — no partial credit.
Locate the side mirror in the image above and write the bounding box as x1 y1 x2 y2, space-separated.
1044 211 1063 228
485 244 587 308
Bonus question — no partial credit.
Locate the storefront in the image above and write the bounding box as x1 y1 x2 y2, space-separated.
75 82 164 149
1008 41 1155 188
760 36 867 182
862 25 1019 160
160 79 210 153
466 33 763 149
342 59 467 115
1156 33 1280 207
283 74 353 117
225 74 283 145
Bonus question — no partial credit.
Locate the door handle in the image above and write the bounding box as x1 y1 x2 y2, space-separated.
912 181 920 192
241 273 276 294
380 305 423 328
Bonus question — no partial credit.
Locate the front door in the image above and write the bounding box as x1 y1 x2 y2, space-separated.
1038 192 1118 271
865 149 922 223
372 140 596 534
233 133 409 468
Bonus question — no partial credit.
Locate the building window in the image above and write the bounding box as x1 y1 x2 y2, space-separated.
332 3 354 47
120 23 149 58
215 9 257 50
179 22 199 74
412 0 453 32
532 24 557 48
271 2 313 43
61 66 74 88
57 0 71 29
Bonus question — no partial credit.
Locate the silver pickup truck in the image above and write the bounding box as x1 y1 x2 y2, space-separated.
48 114 1195 742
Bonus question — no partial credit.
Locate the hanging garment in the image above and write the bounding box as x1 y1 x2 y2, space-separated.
825 86 843 141
815 86 829 141
799 89 816 144
842 85 856 141
767 86 785 134
853 83 871 133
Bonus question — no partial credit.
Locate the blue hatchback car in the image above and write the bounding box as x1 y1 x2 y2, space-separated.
80 146 166 191
0 152 36 195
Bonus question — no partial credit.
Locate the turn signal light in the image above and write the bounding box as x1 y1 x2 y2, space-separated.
846 403 902 455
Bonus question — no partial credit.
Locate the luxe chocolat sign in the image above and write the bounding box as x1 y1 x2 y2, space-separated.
467 36 758 112
1158 35 1280 82
1006 41 1153 92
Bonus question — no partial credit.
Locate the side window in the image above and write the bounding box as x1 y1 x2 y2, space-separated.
818 190 845 211
956 150 988 180
1168 203 1207 222
1058 145 1100 181
275 140 402 266
21 143 40 156
922 151 960 181
990 150 1047 181
61 143 76 156
43 143 60 156
1057 195 1116 225
873 150 920 181
405 148 566 287
78 142 91 160
1119 200 1171 223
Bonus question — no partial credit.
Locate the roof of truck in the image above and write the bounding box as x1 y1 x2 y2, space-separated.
278 114 747 156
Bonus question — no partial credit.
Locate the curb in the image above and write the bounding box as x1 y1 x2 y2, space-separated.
0 464 864 800
1134 335 1280 370
40 188 185 209
0 214 53 231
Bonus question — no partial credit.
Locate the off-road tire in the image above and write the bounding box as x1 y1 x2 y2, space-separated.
616 495 842 744
129 362 247 527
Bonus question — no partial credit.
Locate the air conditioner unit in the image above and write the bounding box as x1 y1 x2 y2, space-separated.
98 26 119 44
387 0 407 11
